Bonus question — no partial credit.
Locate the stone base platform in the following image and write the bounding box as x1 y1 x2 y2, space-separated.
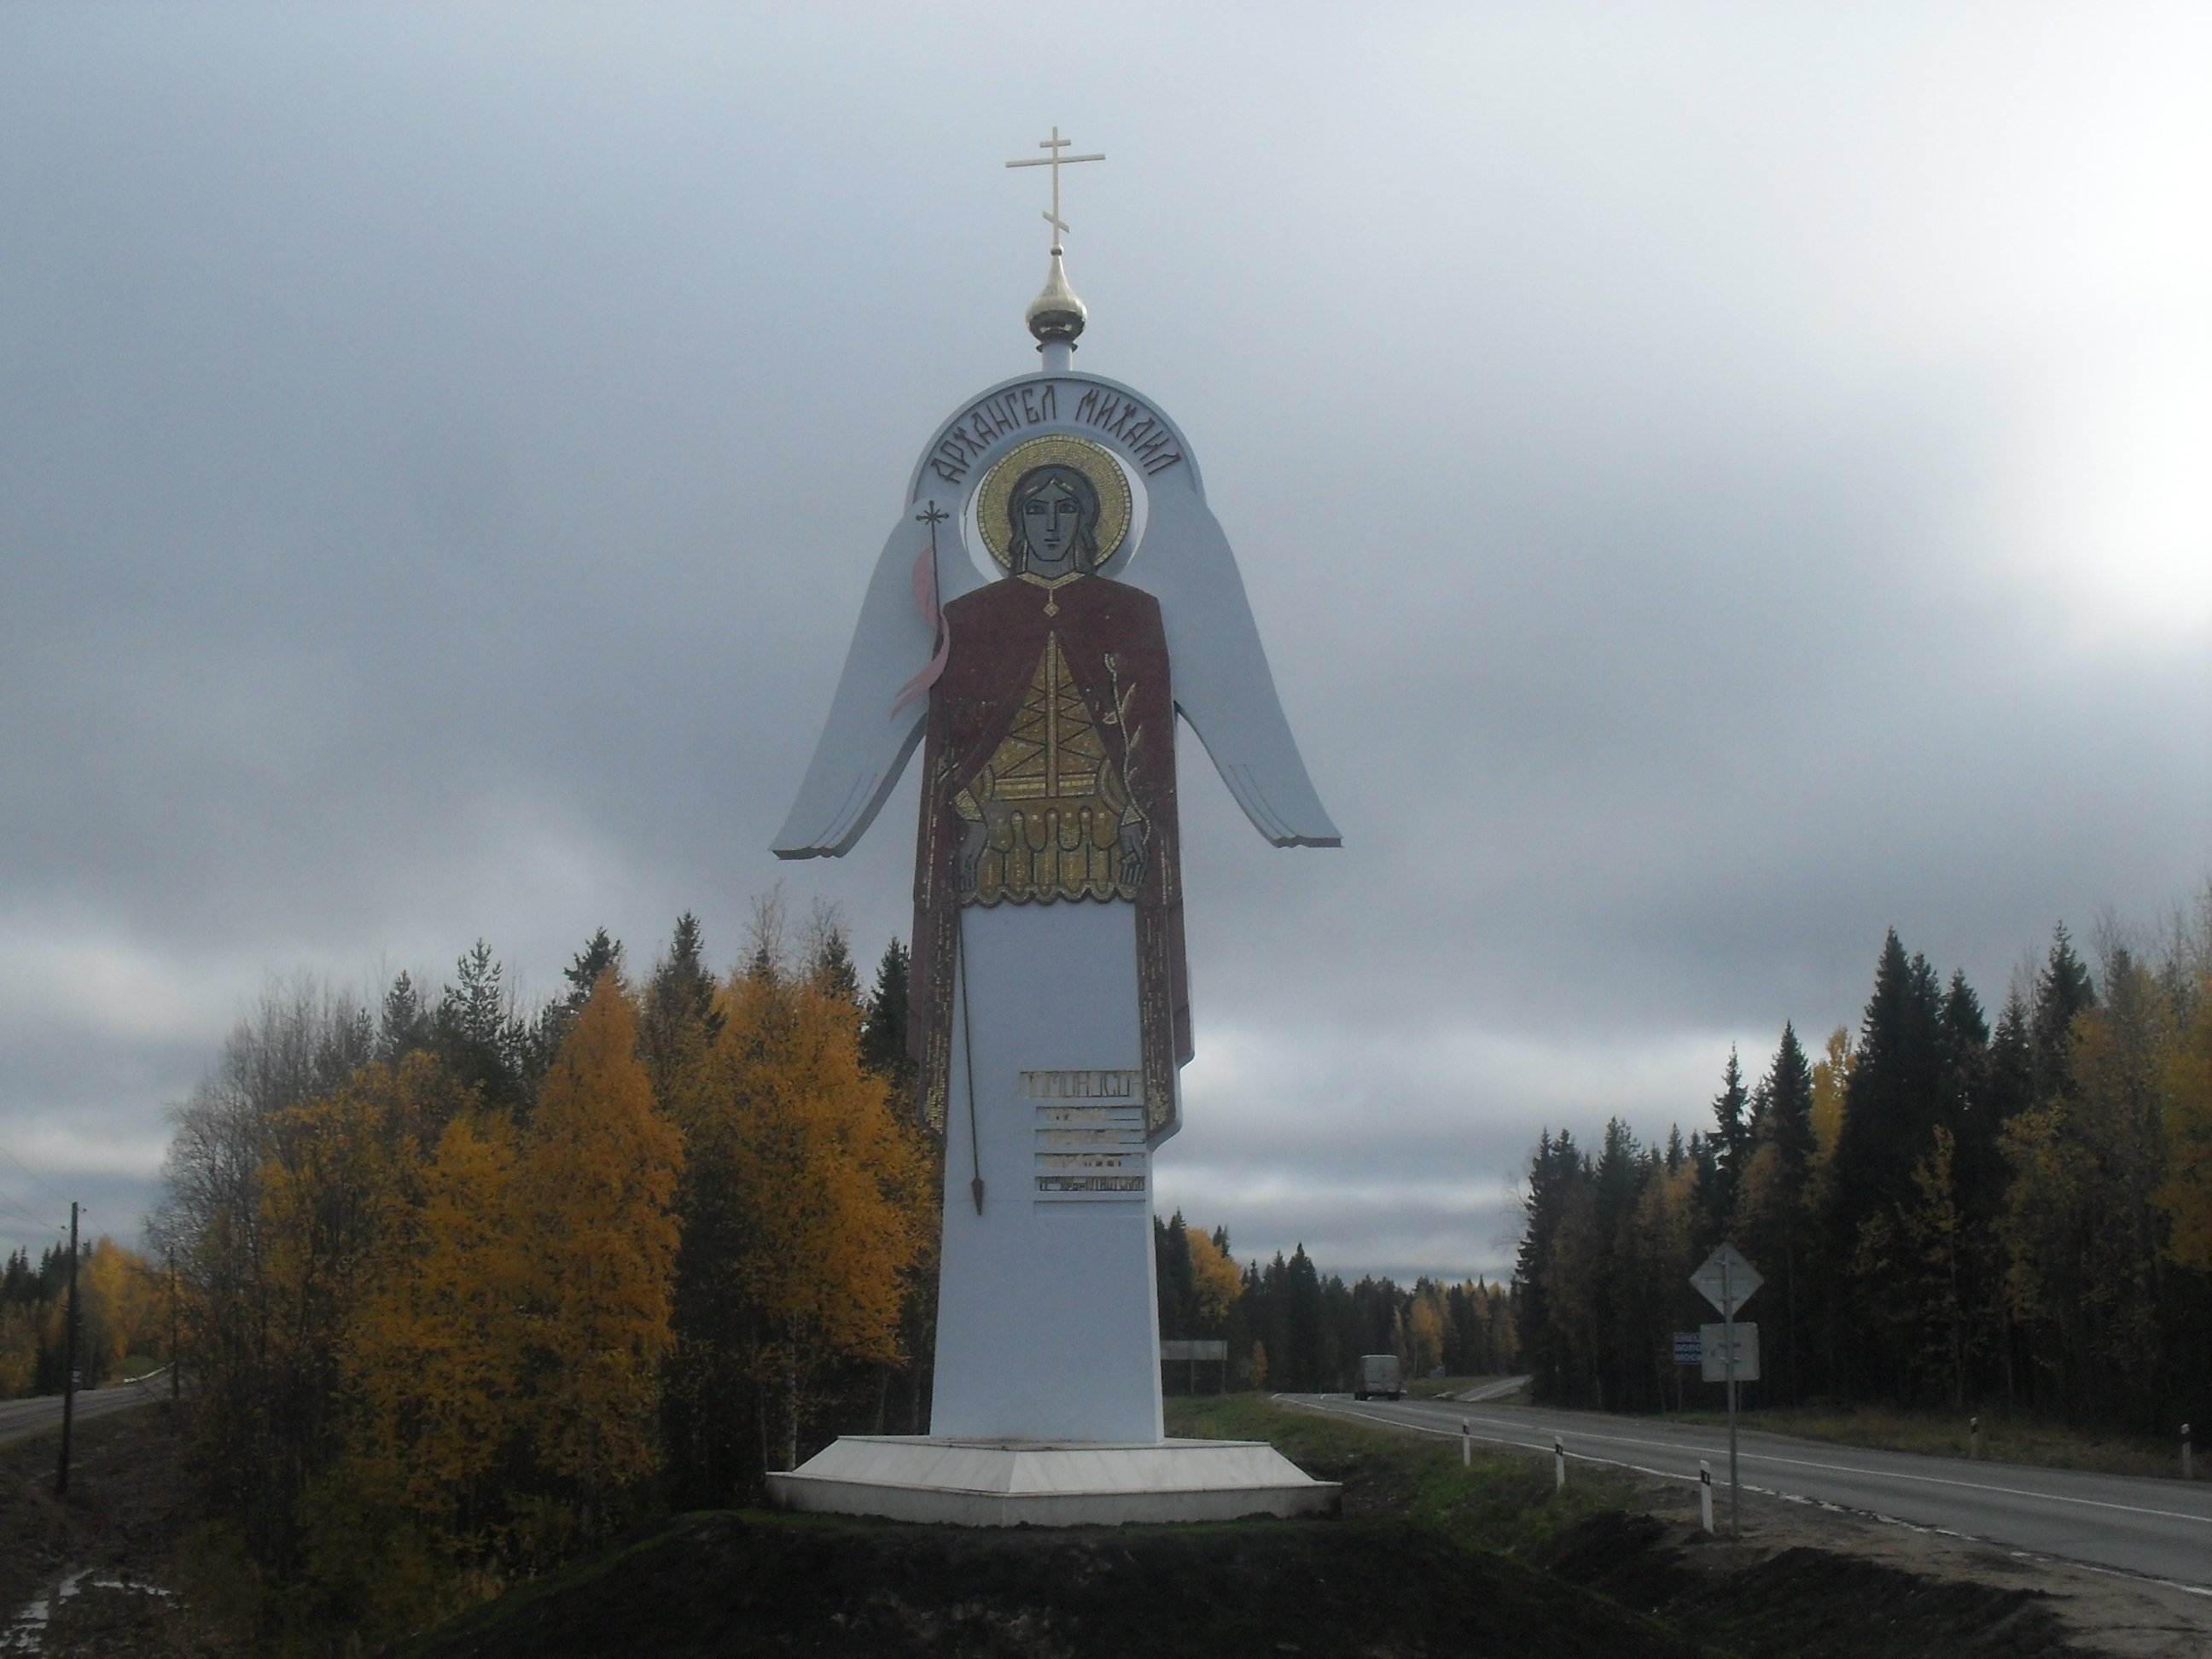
765 1435 1341 1528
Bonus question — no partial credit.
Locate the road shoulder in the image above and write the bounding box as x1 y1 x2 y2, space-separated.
1238 1393 2212 1658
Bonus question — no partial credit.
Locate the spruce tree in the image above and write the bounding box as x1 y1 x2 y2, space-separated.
859 939 911 1079
436 940 525 1115
1762 1022 1816 1170
640 913 721 1105
1834 931 1947 1239
1831 931 1949 1395
1284 1244 1324 1389
1940 971 2002 1228
377 971 431 1062
1711 1048 1751 1209
807 912 860 1004
1516 1130 1587 1401
1154 1211 1196 1343
2029 924 2096 1104
521 928 629 1091
566 928 626 1002
1983 992 2034 1126
1744 1024 1817 1404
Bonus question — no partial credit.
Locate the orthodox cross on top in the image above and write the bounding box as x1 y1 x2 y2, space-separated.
1004 125 1104 253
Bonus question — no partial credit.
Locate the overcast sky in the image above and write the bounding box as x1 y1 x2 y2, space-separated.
3 4 2206 1281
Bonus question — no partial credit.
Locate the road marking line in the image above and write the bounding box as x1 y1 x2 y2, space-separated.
1279 1397 1706 1491
1309 1397 2212 1528
1282 1395 2212 1592
1435 1410 2212 1527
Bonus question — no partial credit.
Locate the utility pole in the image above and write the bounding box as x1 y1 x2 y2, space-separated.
55 1200 79 1497
168 1249 181 1402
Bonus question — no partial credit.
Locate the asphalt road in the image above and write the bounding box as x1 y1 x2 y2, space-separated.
0 1371 171 1448
1282 1388 2212 1590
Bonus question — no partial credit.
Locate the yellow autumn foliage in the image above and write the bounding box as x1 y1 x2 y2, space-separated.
80 1237 165 1378
1407 1288 1446 1377
1809 1025 1851 1165
515 975 683 1500
346 1108 526 1543
334 981 681 1573
1187 1226 1243 1330
258 1058 437 1427
686 966 931 1465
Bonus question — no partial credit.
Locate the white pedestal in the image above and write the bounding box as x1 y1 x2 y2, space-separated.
765 1436 1341 1527
768 909 1338 1528
930 902 1164 1442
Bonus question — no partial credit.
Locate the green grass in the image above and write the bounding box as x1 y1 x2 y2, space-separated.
1664 1400 2192 1480
1165 1391 1644 1557
1406 1371 1516 1399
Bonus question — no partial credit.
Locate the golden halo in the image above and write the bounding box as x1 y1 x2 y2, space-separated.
975 434 1133 573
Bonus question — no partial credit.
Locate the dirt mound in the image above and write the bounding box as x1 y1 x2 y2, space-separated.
398 1511 1699 1659
0 1400 238 1657
1537 1511 2088 1658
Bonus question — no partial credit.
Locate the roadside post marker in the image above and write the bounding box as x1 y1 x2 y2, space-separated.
2185 1424 2194 1481
1699 1460 1714 1534
1970 1416 1981 1461
1460 1420 1471 1468
1553 1435 1566 1493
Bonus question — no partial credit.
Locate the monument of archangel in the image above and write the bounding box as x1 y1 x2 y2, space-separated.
767 131 1341 1524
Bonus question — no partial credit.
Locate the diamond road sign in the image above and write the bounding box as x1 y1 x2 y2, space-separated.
1691 1243 1762 1318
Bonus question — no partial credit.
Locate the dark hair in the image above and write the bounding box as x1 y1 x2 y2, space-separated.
1005 463 1102 573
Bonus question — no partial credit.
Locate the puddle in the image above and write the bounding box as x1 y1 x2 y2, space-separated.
2 1568 178 1654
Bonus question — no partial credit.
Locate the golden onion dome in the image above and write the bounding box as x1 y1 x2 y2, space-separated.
1026 247 1088 346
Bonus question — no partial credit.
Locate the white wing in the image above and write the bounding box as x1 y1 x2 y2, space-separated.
771 508 986 859
1122 480 1342 848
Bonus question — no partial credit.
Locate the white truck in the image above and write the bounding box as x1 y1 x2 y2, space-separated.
1354 1353 1403 1400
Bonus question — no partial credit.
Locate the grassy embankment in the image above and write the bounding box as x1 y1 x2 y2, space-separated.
1663 1401 2192 1481
1376 1371 2192 1482
398 1409 1703 1659
1166 1389 1638 1551
405 1394 2082 1658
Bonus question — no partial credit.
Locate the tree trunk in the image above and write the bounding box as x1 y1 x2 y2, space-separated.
1786 1238 1799 1407
784 1345 800 1472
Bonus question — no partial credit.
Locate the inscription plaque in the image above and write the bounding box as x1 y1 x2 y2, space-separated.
1025 1074 1148 1201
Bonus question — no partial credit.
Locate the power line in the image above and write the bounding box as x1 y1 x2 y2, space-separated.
0 1196 66 1235
0 1141 71 1208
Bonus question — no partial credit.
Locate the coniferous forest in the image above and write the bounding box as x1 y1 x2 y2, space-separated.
1514 894 2212 1436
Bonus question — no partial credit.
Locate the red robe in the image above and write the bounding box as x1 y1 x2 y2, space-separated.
909 573 1190 1139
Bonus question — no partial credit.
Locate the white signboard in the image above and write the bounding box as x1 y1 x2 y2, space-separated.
1159 1341 1229 1362
1691 1243 1763 1318
1699 1321 1760 1383
1024 1073 1149 1201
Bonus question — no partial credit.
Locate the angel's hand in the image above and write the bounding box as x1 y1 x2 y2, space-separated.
954 821 988 894
1117 823 1149 889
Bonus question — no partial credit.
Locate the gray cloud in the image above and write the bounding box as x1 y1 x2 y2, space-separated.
3 5 2206 1276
